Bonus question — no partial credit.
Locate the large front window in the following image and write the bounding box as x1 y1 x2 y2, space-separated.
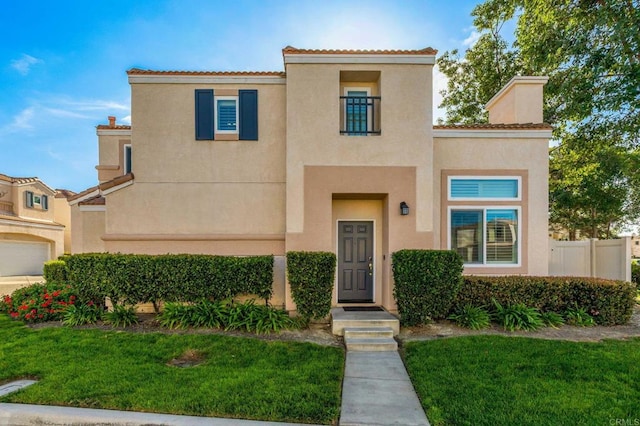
448 177 521 266
451 208 519 264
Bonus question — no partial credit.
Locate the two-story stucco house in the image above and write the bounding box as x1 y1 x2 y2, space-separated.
69 46 551 313
0 174 72 277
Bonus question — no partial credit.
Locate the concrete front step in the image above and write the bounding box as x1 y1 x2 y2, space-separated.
330 307 400 336
343 326 395 339
344 337 398 352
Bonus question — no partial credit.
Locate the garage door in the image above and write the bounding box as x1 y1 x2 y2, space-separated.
0 241 50 276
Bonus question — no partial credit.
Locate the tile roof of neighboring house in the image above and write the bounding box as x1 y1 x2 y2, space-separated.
0 173 56 193
96 124 132 130
127 68 286 77
55 189 76 199
282 46 438 55
78 195 105 206
69 173 134 202
433 123 553 130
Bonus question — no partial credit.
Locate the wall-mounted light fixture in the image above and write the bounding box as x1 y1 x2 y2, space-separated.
400 201 409 216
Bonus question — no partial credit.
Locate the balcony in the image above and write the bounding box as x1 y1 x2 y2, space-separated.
340 96 381 136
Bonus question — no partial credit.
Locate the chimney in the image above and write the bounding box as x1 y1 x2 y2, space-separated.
108 116 116 128
485 76 548 124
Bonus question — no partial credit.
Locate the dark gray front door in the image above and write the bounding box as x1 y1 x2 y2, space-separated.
338 221 374 302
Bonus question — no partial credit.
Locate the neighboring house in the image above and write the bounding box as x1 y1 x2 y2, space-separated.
0 174 73 276
632 235 640 258
69 46 551 313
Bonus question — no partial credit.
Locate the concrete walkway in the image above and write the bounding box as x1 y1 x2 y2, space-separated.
339 351 430 426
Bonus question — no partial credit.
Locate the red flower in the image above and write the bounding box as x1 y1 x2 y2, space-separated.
10 312 18 318
52 290 61 297
88 301 94 306
18 304 28 311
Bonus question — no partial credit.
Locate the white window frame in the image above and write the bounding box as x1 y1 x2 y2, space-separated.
447 206 522 267
123 144 132 174
447 176 522 201
33 194 41 207
343 87 372 136
214 95 239 134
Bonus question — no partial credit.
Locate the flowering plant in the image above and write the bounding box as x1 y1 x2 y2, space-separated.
1 282 80 323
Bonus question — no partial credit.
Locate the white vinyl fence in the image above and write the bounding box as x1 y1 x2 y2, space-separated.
549 237 631 282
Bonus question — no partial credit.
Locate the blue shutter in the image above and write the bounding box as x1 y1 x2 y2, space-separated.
42 195 49 211
239 90 258 140
25 191 34 208
195 89 214 140
125 145 132 174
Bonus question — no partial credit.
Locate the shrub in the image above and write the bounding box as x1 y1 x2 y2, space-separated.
63 253 274 310
448 305 490 330
454 276 636 326
158 303 192 329
43 260 67 283
540 311 565 328
104 305 139 327
287 251 336 321
62 303 103 326
565 305 596 327
492 299 543 331
632 262 640 287
392 250 463 326
2 282 79 323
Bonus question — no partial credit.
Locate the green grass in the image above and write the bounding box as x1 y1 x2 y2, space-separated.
403 336 640 426
0 315 343 424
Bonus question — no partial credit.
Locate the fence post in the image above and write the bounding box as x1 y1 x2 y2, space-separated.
589 238 597 278
622 236 631 282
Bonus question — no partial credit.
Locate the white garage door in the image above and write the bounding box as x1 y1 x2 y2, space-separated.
0 241 50 276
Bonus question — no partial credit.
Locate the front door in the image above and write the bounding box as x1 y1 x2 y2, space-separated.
338 221 374 302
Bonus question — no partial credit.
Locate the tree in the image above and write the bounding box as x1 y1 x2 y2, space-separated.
438 0 640 238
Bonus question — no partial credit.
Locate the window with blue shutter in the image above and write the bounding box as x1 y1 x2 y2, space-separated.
239 90 258 140
195 89 214 140
217 99 237 131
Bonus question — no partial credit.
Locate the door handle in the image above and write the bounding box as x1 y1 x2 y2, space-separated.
368 256 373 276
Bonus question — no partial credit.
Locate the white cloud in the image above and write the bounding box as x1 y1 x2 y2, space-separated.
10 54 43 75
43 107 91 119
462 30 481 47
121 115 132 124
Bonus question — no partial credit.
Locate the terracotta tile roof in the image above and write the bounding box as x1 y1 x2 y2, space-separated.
127 68 286 77
69 173 135 203
96 124 132 130
78 195 105 206
99 173 134 191
0 173 39 184
55 189 76 199
282 46 438 55
433 123 552 130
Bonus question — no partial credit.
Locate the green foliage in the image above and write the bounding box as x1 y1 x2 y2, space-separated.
454 276 636 326
43 260 67 283
2 282 78 322
104 305 139 328
286 251 336 321
448 305 490 330
540 311 565 328
158 300 296 334
62 303 103 326
565 305 595 327
392 250 463 326
632 262 640 287
63 253 274 310
438 0 640 234
492 299 543 331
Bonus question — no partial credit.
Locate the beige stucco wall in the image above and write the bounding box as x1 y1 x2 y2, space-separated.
433 134 549 275
96 134 131 182
0 221 64 260
70 206 106 253
11 182 56 222
54 197 72 253
486 77 547 124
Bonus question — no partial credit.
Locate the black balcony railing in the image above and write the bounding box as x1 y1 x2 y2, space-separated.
340 96 381 135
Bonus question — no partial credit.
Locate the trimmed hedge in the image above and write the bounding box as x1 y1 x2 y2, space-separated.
632 263 640 287
454 276 637 326
392 249 464 326
287 251 336 321
62 253 274 310
43 260 67 283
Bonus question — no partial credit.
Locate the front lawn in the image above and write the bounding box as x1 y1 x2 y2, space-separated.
0 315 343 424
403 336 640 426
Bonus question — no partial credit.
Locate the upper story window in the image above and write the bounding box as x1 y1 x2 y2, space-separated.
449 177 520 201
25 191 48 211
123 144 132 174
340 87 381 136
195 89 258 141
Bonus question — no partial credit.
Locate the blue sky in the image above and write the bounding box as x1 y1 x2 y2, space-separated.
0 0 484 193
